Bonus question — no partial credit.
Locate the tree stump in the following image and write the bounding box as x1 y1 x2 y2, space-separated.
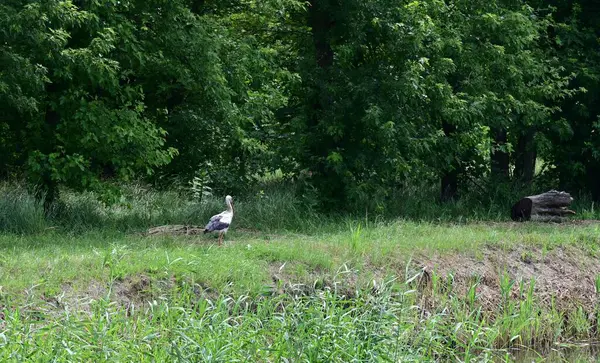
511 190 576 222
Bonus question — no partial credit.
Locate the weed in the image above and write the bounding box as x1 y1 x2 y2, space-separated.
349 222 363 253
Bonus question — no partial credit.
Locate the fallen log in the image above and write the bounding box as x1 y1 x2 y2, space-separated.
511 190 576 222
146 225 205 236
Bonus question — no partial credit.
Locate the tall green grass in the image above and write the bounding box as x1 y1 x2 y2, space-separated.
0 183 46 233
0 273 597 361
0 182 329 234
1 180 599 235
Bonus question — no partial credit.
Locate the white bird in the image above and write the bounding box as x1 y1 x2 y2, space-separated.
203 195 234 246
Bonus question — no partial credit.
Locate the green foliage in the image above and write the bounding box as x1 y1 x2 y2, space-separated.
531 0 600 199
2 0 600 212
276 0 577 209
0 0 177 203
0 0 299 201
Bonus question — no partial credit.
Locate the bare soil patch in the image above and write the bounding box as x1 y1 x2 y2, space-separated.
266 243 600 315
418 244 600 312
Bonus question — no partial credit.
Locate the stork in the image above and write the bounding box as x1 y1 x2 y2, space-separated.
203 195 234 246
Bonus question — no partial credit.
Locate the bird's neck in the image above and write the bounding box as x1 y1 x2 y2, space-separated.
227 202 234 213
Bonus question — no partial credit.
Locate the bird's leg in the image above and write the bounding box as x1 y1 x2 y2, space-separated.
218 232 223 246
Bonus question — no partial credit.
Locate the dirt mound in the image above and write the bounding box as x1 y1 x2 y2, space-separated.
418 245 600 312
146 225 205 236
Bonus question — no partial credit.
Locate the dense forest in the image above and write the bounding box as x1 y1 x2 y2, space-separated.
1 0 599 213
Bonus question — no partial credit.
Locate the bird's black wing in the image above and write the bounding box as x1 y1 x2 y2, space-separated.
204 214 230 232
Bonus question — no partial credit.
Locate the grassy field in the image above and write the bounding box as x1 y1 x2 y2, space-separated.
1 184 600 361
1 221 600 361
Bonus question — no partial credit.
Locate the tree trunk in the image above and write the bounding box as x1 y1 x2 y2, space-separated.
306 0 343 205
309 1 335 70
34 107 61 215
307 0 335 124
189 0 206 15
491 127 510 180
440 120 459 202
514 130 536 184
441 172 458 202
41 173 58 215
511 190 575 222
586 163 600 202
